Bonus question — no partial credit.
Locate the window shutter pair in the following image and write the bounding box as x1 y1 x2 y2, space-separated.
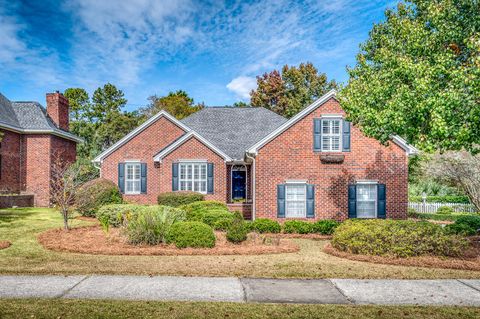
313 119 351 151
347 184 386 218
117 163 147 194
277 184 315 218
172 163 214 194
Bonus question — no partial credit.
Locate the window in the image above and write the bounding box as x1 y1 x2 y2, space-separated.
179 162 207 194
285 184 306 218
321 119 341 151
125 163 141 194
356 183 377 218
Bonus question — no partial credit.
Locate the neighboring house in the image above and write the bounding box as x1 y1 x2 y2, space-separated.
0 92 81 206
93 90 417 220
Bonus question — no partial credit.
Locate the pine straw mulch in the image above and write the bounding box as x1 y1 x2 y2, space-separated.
0 240 11 250
38 226 299 256
323 239 480 271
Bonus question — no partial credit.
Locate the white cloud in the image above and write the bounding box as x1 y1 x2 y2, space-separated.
226 76 257 100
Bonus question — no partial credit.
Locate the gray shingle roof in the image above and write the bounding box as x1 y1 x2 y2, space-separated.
0 92 81 142
181 107 287 160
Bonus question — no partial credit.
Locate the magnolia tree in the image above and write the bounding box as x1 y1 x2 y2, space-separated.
426 152 480 211
50 154 91 230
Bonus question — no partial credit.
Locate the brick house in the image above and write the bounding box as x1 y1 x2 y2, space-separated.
94 90 417 220
0 92 81 206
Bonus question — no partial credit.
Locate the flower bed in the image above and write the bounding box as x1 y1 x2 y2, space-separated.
37 226 299 256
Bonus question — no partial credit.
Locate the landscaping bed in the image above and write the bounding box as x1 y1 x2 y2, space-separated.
0 240 11 250
324 242 480 272
38 226 299 256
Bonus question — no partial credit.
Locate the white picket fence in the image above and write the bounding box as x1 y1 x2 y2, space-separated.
408 202 477 214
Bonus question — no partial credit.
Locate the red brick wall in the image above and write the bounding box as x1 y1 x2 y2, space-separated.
101 116 186 203
254 97 408 221
161 136 227 203
0 129 22 193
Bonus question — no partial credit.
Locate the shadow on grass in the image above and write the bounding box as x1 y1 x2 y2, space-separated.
0 208 37 223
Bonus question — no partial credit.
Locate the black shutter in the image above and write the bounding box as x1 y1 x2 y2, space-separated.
377 184 386 219
140 163 147 194
342 120 351 152
314 119 321 151
207 163 214 194
172 163 179 191
118 163 125 194
348 184 356 218
277 184 286 218
306 184 315 218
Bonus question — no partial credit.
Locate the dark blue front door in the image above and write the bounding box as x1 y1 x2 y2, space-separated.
232 171 246 200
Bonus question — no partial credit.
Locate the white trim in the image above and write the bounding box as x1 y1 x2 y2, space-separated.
320 114 343 118
285 183 307 218
124 162 141 195
391 135 419 156
153 131 233 162
320 118 342 152
124 159 141 163
178 159 208 163
0 122 83 143
356 182 378 218
178 161 208 194
92 110 191 163
356 180 378 184
285 179 308 184
247 89 338 155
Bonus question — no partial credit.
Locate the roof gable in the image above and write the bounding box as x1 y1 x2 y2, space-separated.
93 110 191 163
153 131 233 162
247 90 418 156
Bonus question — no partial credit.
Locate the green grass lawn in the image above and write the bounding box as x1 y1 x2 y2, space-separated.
1 299 479 319
1 207 480 279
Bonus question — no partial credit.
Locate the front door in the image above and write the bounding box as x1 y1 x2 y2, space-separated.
232 170 246 200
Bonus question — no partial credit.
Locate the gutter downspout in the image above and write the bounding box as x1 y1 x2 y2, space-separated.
245 152 256 221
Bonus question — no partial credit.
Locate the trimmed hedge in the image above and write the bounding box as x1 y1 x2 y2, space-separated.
181 201 229 221
283 221 313 234
76 178 123 217
437 206 454 214
166 221 216 248
409 195 470 204
226 219 248 243
445 215 480 236
312 220 340 235
124 206 186 245
417 212 473 222
332 219 468 258
157 191 204 207
251 218 281 233
213 218 234 231
202 210 236 227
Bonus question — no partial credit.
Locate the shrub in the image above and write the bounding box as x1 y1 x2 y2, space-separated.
201 210 236 227
181 201 229 221
251 218 281 233
157 191 204 207
407 208 418 218
244 221 255 232
283 220 313 234
437 206 454 214
76 178 123 217
445 215 480 236
331 219 468 258
409 195 470 204
312 220 341 235
96 204 145 229
213 218 234 231
226 219 248 243
166 221 216 248
124 206 186 245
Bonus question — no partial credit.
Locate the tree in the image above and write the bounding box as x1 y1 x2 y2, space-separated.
91 83 128 123
140 90 203 119
426 151 480 211
232 101 249 107
250 62 338 117
340 0 480 153
50 153 92 230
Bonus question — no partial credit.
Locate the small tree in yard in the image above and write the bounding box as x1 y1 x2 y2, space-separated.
50 154 90 230
426 152 480 211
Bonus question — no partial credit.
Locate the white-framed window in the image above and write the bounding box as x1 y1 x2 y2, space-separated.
356 183 377 218
321 118 341 151
125 163 141 194
179 162 207 194
285 184 307 218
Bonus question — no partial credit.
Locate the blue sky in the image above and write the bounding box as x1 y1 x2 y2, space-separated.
0 0 395 111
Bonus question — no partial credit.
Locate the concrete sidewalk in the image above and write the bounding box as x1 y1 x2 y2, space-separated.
1 275 480 306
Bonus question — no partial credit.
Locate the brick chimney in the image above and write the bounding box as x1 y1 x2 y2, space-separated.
46 91 69 131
